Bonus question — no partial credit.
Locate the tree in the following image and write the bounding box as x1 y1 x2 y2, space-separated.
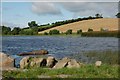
49 29 60 35
28 21 39 35
32 26 38 35
12 27 21 35
19 29 25 35
95 14 103 18
88 16 93 19
116 13 120 18
28 21 38 28
66 29 72 35
88 28 93 32
2 26 11 35
77 29 82 34
44 32 48 35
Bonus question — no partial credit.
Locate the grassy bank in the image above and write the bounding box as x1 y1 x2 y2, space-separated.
81 31 119 37
2 64 119 78
70 50 119 65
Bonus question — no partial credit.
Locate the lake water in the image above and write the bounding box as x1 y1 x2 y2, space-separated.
2 36 118 66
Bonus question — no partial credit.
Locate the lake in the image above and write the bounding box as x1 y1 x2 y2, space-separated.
2 36 118 66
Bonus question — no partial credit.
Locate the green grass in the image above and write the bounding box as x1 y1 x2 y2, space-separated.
70 50 119 65
81 31 119 37
2 64 119 78
83 50 119 65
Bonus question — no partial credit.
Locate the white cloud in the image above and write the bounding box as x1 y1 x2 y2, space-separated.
31 2 118 17
31 2 61 15
60 2 118 18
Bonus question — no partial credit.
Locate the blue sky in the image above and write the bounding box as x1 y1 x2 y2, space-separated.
2 2 118 28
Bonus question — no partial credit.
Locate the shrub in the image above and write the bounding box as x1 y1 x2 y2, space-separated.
66 29 72 35
88 28 93 32
77 29 82 34
81 31 118 37
49 29 60 35
100 28 109 32
44 32 48 35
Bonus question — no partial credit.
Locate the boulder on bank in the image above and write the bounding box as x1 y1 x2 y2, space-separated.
67 59 80 68
46 56 57 68
20 56 30 69
19 56 81 69
53 57 71 69
0 52 15 69
95 61 102 67
53 57 80 69
30 58 47 67
18 49 48 56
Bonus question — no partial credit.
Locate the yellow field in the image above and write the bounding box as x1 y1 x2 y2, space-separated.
38 18 119 34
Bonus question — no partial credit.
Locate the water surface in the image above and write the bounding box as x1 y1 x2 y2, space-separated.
2 36 118 65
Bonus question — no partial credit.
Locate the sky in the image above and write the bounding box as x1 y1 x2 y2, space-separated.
1 0 119 28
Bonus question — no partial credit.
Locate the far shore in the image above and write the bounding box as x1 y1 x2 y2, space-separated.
1 30 119 37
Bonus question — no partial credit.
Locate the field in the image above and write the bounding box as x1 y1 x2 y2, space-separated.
38 18 118 34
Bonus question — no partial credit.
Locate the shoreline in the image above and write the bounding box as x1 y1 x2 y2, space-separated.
1 49 118 68
2 30 119 37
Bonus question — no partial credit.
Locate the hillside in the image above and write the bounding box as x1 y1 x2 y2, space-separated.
38 18 118 34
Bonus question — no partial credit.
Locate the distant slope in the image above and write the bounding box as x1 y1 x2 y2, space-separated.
38 18 118 34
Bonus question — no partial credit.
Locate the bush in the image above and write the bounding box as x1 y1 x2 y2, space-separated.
66 29 72 35
81 31 118 37
77 29 82 34
100 28 109 32
49 29 60 35
88 28 93 32
44 32 48 35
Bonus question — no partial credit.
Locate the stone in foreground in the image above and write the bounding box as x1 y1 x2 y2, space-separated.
53 57 70 69
67 59 80 68
46 56 57 68
30 58 47 67
20 56 30 69
0 52 15 70
95 61 102 67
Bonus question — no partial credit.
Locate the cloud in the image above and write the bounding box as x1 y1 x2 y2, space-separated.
59 2 118 17
31 2 61 15
31 2 118 17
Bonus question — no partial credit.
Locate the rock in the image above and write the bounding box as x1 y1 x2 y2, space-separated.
46 56 57 68
0 52 15 69
31 49 48 55
38 75 51 78
18 52 33 56
53 57 70 69
95 61 102 67
30 58 47 67
20 56 30 69
18 49 48 56
56 74 71 78
67 59 80 68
